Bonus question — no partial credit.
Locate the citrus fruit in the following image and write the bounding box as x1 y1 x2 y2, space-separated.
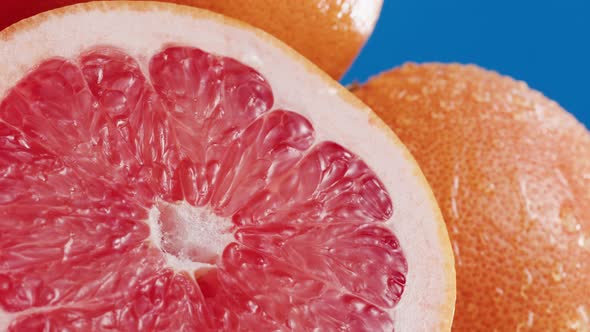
0 0 382 80
353 63 590 331
0 3 455 331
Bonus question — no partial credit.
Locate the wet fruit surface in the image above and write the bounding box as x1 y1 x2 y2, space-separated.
0 0 382 80
0 46 406 331
353 63 590 331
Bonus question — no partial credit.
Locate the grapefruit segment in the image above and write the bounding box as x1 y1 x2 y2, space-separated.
205 244 396 331
210 110 315 216
9 267 210 331
232 142 393 226
235 222 407 308
0 3 455 331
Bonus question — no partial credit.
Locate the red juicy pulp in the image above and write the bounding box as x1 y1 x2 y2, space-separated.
0 46 407 331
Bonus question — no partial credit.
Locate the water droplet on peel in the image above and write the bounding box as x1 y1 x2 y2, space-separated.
512 93 533 108
478 232 490 244
551 263 566 282
524 269 533 284
491 138 503 149
567 305 590 332
491 288 504 304
473 91 491 103
578 234 590 251
452 241 462 266
450 175 460 220
560 205 581 234
439 100 453 110
421 85 434 95
511 110 530 121
520 269 533 300
522 216 535 233
431 112 444 119
549 234 557 245
398 116 414 126
483 183 496 195
578 305 589 323
546 304 554 314
408 76 421 84
453 81 468 95
527 311 535 327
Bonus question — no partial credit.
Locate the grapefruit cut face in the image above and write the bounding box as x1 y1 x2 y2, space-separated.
0 2 455 331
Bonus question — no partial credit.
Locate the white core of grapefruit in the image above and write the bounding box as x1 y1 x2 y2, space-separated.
147 201 234 272
0 2 455 331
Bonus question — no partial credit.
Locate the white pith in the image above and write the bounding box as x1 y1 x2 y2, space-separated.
147 201 234 274
0 2 455 331
0 313 12 332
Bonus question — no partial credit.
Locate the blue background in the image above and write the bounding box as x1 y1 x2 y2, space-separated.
343 0 590 127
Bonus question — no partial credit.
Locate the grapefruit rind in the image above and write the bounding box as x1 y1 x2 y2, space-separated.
0 2 456 331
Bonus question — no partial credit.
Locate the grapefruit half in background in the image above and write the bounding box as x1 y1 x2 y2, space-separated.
0 0 383 80
353 63 590 331
0 2 455 331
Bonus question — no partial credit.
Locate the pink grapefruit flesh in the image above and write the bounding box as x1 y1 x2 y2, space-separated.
0 2 455 331
1 45 404 331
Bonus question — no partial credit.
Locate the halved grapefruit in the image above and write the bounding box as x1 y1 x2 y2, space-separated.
0 2 455 331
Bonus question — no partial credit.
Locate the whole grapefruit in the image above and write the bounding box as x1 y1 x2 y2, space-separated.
0 0 382 80
353 63 590 331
